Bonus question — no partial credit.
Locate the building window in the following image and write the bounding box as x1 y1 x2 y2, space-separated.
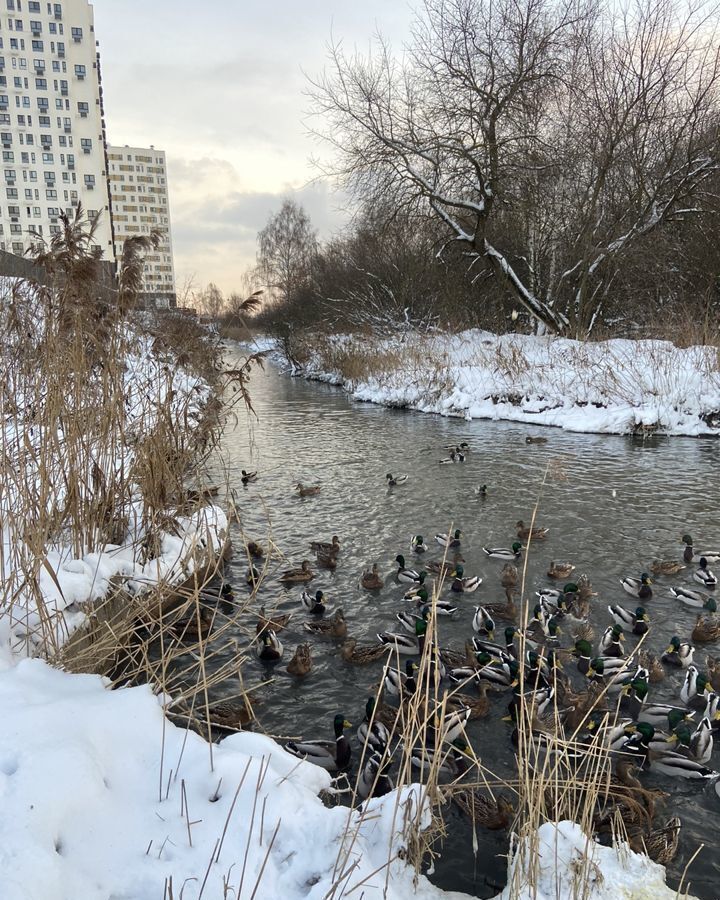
83 173 95 188
35 77 47 90
77 101 88 117
29 1 41 10
6 187 18 198
80 137 91 153
30 20 41 33
74 64 85 79
71 26 82 42
31 40 44 52
45 188 57 198
42 152 53 163
2 150 12 161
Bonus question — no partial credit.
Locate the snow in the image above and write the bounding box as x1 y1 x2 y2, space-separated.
0 659 468 900
295 330 720 437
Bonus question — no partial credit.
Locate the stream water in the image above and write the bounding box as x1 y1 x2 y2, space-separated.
202 344 720 898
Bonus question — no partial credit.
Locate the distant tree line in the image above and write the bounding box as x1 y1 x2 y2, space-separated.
253 0 720 343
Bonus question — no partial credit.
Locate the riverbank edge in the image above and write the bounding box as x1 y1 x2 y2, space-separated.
275 330 720 438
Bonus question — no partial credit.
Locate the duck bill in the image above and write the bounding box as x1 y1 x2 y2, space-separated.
343 720 352 728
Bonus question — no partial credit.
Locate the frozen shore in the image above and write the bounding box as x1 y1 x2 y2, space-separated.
289 330 720 437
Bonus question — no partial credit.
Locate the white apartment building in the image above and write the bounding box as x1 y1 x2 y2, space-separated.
0 0 114 261
107 143 176 307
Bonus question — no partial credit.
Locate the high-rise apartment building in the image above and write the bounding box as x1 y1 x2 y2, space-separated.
107 144 176 307
0 0 114 260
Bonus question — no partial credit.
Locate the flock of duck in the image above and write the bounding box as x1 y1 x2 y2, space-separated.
230 451 720 858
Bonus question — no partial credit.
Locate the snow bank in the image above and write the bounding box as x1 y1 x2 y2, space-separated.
0 660 467 900
497 820 698 900
297 331 720 437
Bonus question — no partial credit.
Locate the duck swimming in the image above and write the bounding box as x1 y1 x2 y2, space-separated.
483 543 522 561
620 573 652 600
285 713 352 770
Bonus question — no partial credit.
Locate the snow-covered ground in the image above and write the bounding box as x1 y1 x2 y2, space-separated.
293 330 720 437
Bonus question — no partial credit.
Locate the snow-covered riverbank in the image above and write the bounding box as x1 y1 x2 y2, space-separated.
289 330 720 437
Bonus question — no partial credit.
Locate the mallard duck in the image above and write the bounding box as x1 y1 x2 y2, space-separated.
410 535 428 553
638 650 665 683
315 550 338 570
447 683 491 719
650 559 685 576
386 472 408 486
286 642 313 676
437 705 471 743
472 606 495 640
608 604 649 635
692 613 720 643
361 563 384 590
377 618 427 654
450 565 481 593
279 560 314 584
637 705 692 731
500 563 519 590
680 665 710 706
396 606 429 633
689 717 714 763
256 606 292 634
650 752 717 780
547 560 575 579
295 482 321 497
403 583 429 603
241 469 257 485
621 574 652 600
694 558 718 587
629 818 682 866
482 589 517 622
285 713 352 770
411 742 470 779
516 520 548 540
442 441 470 452
453 789 514 829
395 555 422 584
473 484 488 496
171 606 214 641
436 529 463 548
384 659 419 698
339 637 390 665
662 635 695 667
301 589 327 614
311 535 340 555
525 435 548 444
246 541 264 558
357 697 391 753
303 609 347 639
671 586 717 611
483 542 522 561
706 657 720 693
357 751 394 800
620 675 650 717
245 565 261 586
682 535 720 565
598 624 625 657
256 630 283 661
425 554 464 576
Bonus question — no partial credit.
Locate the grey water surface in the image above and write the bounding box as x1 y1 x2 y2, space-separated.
203 345 720 899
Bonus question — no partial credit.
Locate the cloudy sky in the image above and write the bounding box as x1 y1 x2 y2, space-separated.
91 0 415 296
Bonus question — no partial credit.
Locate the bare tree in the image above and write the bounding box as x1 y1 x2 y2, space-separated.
196 282 225 319
309 0 720 334
257 199 318 304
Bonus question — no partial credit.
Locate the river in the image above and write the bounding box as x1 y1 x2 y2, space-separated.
203 344 720 898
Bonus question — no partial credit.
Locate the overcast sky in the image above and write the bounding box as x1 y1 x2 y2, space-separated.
91 0 415 296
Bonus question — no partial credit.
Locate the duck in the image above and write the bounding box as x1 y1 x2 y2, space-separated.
661 636 695 668
256 630 283 661
472 606 496 640
384 659 419 698
315 550 338 570
295 482 321 497
303 609 347 639
439 450 457 464
525 435 548 444
620 574 652 600
245 565 261 586
339 638 390 665
694 557 718 587
516 520 548 540
689 717 714 764
361 563 384 591
638 650 665 683
279 560 314 584
357 752 394 800
450 565 482 593
482 589 518 622
547 561 575 579
377 618 427 655
680 665 710 706
452 789 514 829
301 589 327 614
246 541 264 558
608 604 650 635
410 535 428 553
437 705 472 743
428 598 459 617
410 742 470 780
442 441 470 452
240 469 257 485
670 586 717 611
310 535 340 555
706 658 720 693
500 563 519 591
620 675 650 717
395 555 422 584
425 554 465 576
386 472 408 486
357 697 391 753
650 752 717 780
637 705 693 731
447 683 491 720
286 642 313 676
629 818 682 866
483 543 522 561
598 624 625 658
650 559 685 576
285 713 352 770
436 529 462 548
473 484 488 497
692 613 720 643
471 626 521 664
396 606 429 633
402 582 429 603
682 535 720 565
256 606 292 634
171 606 214 641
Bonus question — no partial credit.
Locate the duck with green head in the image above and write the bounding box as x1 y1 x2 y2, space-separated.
608 604 650 635
436 529 463 548
598 624 625 657
662 635 695 668
285 713 353 770
620 573 652 600
682 534 720 565
395 554 422 584
483 542 522 561
450 564 482 593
